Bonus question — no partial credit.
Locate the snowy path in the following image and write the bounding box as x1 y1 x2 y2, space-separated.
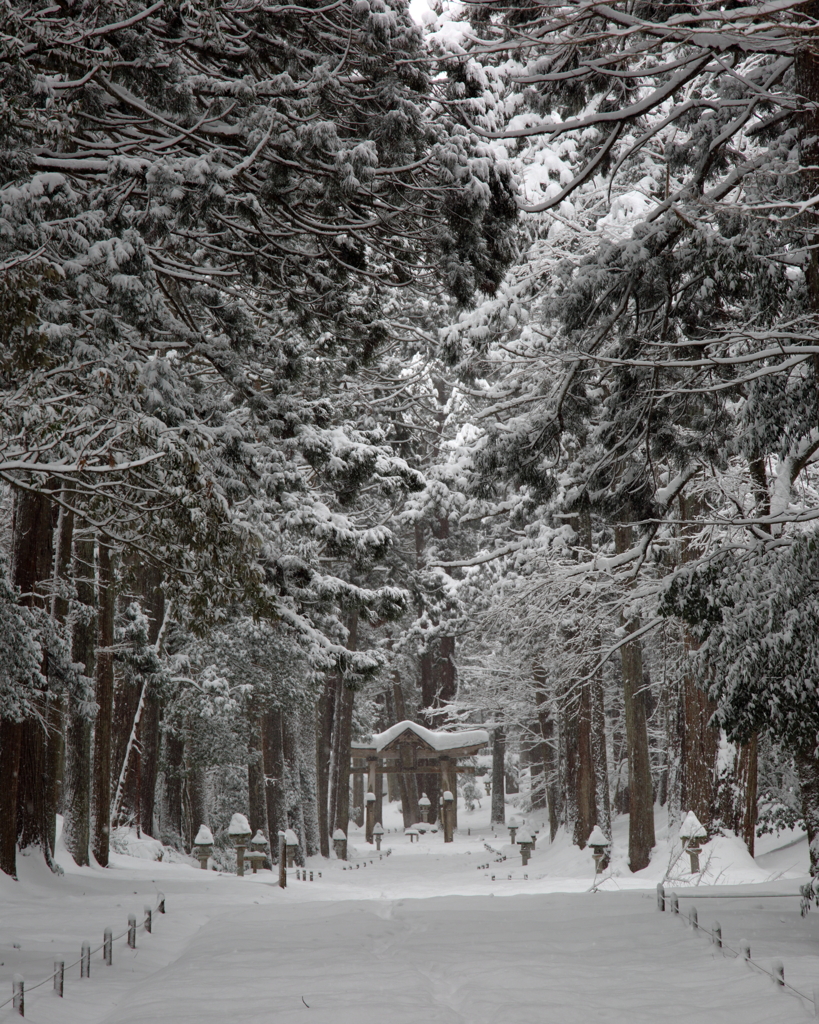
3 869 816 1024
2 809 816 1024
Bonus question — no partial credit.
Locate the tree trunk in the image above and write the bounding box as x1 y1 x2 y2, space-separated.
162 731 184 843
12 489 56 869
392 678 419 826
0 721 23 877
490 726 506 825
568 682 596 848
184 763 208 851
315 676 335 856
591 673 611 839
92 540 115 866
352 760 365 826
63 532 96 867
614 523 656 872
330 611 357 836
262 708 287 852
795 747 819 877
299 708 320 857
137 563 165 836
247 715 268 839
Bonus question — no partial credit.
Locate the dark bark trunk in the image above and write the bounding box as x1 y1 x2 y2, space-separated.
569 682 597 848
137 563 164 836
63 534 95 866
163 731 184 841
795 747 819 877
490 727 506 825
614 523 655 872
315 675 335 857
283 711 306 865
262 708 287 850
92 540 116 866
537 696 561 841
330 611 357 836
592 673 611 838
392 678 418 826
0 721 23 877
12 489 56 869
184 762 208 851
247 715 268 839
299 709 320 857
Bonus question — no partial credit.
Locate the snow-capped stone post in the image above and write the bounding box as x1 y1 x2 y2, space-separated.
442 790 454 843
656 883 665 912
516 826 533 866
284 828 300 867
418 793 431 823
332 828 347 860
365 791 376 844
193 824 214 870
588 825 611 875
679 811 707 873
373 822 384 851
507 816 519 845
229 813 252 877
13 974 23 1016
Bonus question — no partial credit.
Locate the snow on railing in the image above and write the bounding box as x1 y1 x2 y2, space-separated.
656 883 818 1017
0 892 166 1018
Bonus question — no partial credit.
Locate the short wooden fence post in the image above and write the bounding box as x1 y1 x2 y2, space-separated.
54 961 64 997
812 985 819 1018
144 907 152 934
127 914 136 949
13 975 23 1017
656 883 665 911
671 894 679 915
741 939 751 963
772 960 784 988
81 942 90 978
690 906 698 931
104 928 112 966
712 921 722 949
158 896 165 914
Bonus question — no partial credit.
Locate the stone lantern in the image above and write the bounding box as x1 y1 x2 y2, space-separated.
679 811 707 873
332 828 347 860
588 825 610 873
228 813 252 876
418 793 431 823
507 816 520 845
284 828 300 868
516 826 533 866
245 830 269 873
442 790 454 843
373 822 384 851
192 824 214 870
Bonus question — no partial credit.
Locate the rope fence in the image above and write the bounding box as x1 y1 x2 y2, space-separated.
0 892 165 1017
657 883 819 1018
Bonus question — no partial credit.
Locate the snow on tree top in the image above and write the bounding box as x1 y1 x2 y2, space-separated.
332 829 347 841
194 825 214 845
228 813 251 835
353 720 489 753
679 811 707 840
588 826 609 847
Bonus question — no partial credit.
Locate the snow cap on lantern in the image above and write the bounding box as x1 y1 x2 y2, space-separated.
228 813 251 837
284 828 299 846
332 828 347 841
418 793 431 807
194 824 214 846
678 811 707 841
250 830 268 848
588 825 609 848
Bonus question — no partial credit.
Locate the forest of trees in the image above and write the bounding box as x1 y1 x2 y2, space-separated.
2 0 819 879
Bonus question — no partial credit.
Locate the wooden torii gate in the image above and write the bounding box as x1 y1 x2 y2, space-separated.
350 721 488 843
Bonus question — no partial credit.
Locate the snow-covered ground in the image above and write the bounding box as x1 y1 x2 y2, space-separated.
1 801 816 1023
